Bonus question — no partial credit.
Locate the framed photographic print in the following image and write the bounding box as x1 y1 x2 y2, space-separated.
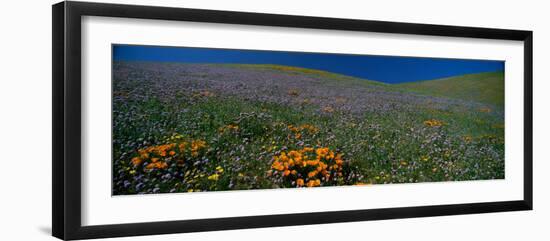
52 1 533 240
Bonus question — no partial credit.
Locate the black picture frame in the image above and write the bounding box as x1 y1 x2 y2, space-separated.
52 1 533 240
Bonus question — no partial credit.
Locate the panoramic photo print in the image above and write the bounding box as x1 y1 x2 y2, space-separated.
112 45 505 195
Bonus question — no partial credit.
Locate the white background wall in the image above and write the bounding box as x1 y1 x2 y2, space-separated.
0 0 548 240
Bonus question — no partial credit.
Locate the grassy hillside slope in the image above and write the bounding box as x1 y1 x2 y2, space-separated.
397 72 504 107
112 62 505 195
229 64 504 107
225 64 389 87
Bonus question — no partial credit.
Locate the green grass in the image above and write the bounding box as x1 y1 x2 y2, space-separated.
224 64 390 88
396 72 504 107
113 62 505 195
114 93 504 194
225 64 504 107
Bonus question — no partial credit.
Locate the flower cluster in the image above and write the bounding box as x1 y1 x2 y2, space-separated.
288 124 318 133
191 140 207 157
288 89 300 96
130 139 208 171
423 119 444 127
208 166 225 181
322 106 335 113
479 107 491 113
218 124 239 133
287 124 318 139
270 147 347 188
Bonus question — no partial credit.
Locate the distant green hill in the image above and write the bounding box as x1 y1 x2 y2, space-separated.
396 72 504 107
225 64 388 87
224 64 504 107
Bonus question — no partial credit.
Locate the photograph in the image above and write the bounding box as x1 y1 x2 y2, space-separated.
112 44 505 195
0 0 543 240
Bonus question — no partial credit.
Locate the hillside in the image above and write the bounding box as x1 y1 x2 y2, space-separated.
228 64 504 107
225 64 389 88
112 61 505 195
396 72 504 107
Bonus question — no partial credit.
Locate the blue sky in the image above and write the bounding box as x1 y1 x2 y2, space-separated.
113 44 504 84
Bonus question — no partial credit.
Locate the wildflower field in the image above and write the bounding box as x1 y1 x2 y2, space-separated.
112 62 504 195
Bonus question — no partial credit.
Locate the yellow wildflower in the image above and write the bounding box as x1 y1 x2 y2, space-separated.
479 107 491 113
208 173 219 181
423 119 444 127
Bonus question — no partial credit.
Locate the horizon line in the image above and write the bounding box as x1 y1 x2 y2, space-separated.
113 59 504 84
